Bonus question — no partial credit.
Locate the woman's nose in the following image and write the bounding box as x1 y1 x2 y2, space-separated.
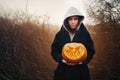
71 19 75 23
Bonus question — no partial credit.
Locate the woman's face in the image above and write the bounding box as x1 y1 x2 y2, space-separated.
68 16 79 29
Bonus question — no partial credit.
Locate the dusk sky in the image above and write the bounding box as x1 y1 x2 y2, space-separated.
0 0 90 25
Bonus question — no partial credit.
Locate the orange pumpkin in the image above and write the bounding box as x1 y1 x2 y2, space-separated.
62 42 87 63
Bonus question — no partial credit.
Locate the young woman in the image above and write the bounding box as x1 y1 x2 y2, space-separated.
51 7 95 80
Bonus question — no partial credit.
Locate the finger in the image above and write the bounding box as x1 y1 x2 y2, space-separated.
68 63 76 66
78 62 83 64
62 59 67 63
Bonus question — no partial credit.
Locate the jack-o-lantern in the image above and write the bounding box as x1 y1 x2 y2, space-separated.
62 42 87 63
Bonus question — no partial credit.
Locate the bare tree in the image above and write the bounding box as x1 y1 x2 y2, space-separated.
87 0 120 26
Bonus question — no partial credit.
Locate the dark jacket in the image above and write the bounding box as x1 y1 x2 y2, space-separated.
51 24 95 80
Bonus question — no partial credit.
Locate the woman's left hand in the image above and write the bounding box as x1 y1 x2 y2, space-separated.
78 61 83 64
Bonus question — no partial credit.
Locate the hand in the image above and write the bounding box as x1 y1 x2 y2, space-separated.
62 59 77 66
78 61 83 64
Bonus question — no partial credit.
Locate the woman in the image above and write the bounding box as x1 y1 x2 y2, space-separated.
51 7 95 80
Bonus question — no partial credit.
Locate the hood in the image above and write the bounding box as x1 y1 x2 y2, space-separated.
63 7 84 33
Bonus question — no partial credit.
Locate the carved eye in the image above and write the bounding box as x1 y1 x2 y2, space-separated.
75 46 80 51
68 46 73 50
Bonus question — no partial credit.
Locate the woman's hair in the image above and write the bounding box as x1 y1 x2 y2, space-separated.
64 16 84 33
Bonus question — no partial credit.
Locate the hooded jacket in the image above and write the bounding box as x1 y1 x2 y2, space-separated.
51 7 95 64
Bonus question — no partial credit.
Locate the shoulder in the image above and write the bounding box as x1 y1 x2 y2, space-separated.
78 23 92 39
80 24 90 34
57 26 67 35
54 26 65 39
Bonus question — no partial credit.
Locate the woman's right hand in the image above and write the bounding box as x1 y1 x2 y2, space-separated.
62 59 77 66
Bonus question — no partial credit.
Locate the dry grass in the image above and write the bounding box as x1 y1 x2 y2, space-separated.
0 10 59 80
87 24 120 80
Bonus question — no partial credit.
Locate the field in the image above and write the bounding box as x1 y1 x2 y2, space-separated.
0 11 120 80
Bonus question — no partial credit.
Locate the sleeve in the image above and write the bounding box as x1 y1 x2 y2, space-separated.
82 25 95 64
51 32 62 63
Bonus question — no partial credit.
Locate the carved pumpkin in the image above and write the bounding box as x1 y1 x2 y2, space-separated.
62 42 87 63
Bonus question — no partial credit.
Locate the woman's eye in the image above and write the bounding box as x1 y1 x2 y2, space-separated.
68 17 78 21
68 18 72 21
74 18 78 20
